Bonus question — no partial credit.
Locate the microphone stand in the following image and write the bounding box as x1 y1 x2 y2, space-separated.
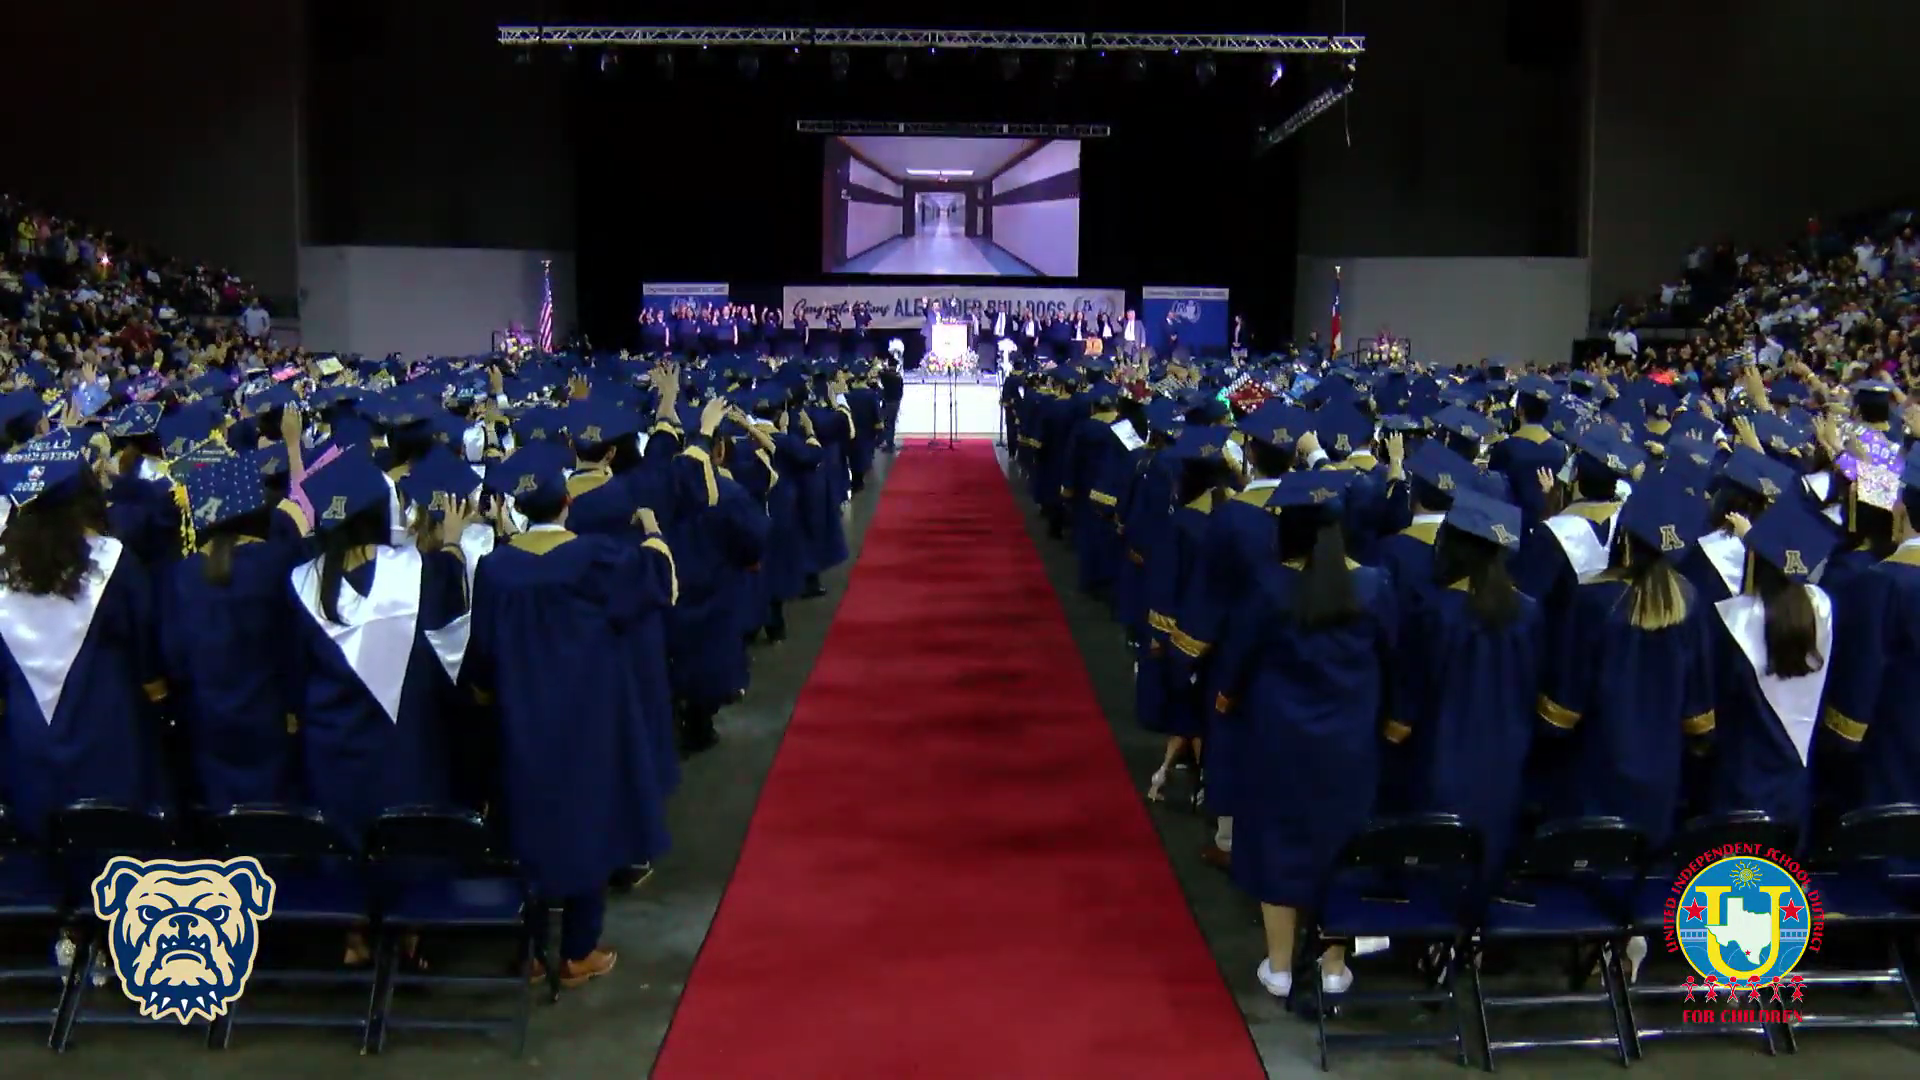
945 366 959 449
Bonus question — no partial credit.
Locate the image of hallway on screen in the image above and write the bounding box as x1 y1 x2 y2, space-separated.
822 136 1080 277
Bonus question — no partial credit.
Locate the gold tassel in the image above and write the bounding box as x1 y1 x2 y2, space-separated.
173 479 196 558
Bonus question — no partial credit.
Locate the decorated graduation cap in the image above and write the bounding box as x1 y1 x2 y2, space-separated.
398 444 482 520
0 432 88 508
104 403 163 439
1272 468 1357 511
486 441 573 514
300 447 390 533
179 452 270 532
1743 498 1840 583
1617 468 1708 558
1573 427 1644 479
1313 405 1374 459
1237 400 1309 448
1406 440 1476 506
158 403 222 458
1718 444 1797 501
1442 488 1523 551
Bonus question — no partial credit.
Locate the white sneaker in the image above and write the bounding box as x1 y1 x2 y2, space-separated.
1320 965 1354 994
1256 958 1292 998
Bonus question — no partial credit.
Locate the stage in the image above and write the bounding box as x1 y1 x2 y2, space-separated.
898 375 1002 437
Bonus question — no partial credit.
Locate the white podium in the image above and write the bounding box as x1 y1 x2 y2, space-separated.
930 317 970 361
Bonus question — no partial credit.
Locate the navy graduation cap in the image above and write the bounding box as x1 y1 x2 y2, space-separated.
1516 374 1558 402
512 406 567 444
0 433 88 508
1273 468 1357 510
1238 400 1309 448
1574 427 1644 478
565 399 641 449
398 444 482 520
301 447 391 533
249 442 291 478
0 389 45 429
1443 488 1524 551
1314 405 1374 458
158 403 221 458
1143 398 1186 438
1747 410 1807 457
248 382 299 413
1406 440 1476 501
1167 425 1231 463
105 403 163 439
180 452 270 532
486 441 572 512
1744 497 1840 583
1432 404 1495 442
1617 468 1708 557
1719 445 1797 500
1668 410 1722 444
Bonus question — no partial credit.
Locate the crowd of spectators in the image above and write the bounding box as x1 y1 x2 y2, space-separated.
0 193 282 401
1603 207 1920 393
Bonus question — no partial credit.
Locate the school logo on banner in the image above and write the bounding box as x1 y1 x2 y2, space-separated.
1662 847 1822 1022
92 857 277 1024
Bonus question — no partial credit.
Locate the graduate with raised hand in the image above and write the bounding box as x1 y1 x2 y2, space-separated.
466 440 679 988
1536 468 1715 847
287 446 475 847
1706 498 1838 840
1680 443 1798 604
162 450 309 810
1207 468 1394 1002
1386 490 1539 871
745 383 815 643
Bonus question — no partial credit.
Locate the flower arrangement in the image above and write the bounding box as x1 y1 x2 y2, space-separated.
922 350 977 377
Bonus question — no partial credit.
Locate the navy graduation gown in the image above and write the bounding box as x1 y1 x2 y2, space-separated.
1139 500 1215 738
1486 425 1568 533
289 546 469 846
0 536 167 840
565 466 641 539
1374 515 1446 614
468 529 677 896
1067 412 1131 593
162 537 307 809
1708 590 1833 838
1111 446 1165 637
1821 549 1920 808
1209 560 1396 908
107 469 183 569
1539 576 1716 846
665 445 769 708
764 431 819 602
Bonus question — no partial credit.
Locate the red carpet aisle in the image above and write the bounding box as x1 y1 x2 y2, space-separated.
654 441 1263 1079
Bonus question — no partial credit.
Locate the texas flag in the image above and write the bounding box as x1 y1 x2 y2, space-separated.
1330 265 1344 355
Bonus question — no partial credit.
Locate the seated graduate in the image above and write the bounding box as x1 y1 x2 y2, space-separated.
287 447 476 848
1385 490 1539 873
1207 469 1394 1001
162 450 310 810
466 441 680 988
1537 468 1714 847
0 433 167 840
1680 444 1797 604
1818 451 1920 812
1706 498 1838 842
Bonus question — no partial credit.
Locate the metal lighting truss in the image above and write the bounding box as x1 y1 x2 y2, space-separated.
795 120 1112 138
1255 80 1354 155
498 26 1366 55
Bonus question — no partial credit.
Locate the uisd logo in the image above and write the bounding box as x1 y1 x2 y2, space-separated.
1663 846 1823 1019
91 856 276 1024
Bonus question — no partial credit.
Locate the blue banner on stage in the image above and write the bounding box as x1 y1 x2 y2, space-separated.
1141 286 1230 351
641 282 730 315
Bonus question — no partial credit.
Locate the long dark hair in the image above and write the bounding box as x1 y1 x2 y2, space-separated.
1433 526 1522 628
199 508 274 587
0 476 109 599
1709 485 1766 532
1848 501 1896 560
1602 534 1690 631
1278 510 1359 629
1751 557 1824 679
314 507 388 624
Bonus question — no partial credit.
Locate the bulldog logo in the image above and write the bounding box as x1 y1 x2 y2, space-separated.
91 857 276 1024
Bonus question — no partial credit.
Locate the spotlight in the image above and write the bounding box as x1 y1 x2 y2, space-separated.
830 49 850 80
738 50 759 78
1053 54 1075 84
1124 54 1147 81
885 51 907 80
656 51 675 79
1268 58 1285 86
599 50 619 75
1195 56 1217 85
1000 53 1021 80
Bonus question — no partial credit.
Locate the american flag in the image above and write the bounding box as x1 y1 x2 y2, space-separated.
1329 264 1343 355
536 258 554 352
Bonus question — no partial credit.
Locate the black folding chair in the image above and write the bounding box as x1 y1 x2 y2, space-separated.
1785 803 1920 1049
363 807 537 1056
0 804 68 1045
47 801 177 1051
202 804 380 1051
1472 816 1645 1071
1626 810 1799 1057
1302 813 1483 1071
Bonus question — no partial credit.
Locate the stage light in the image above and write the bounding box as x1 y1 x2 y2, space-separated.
1269 58 1285 85
738 50 759 78
885 51 908 79
1195 55 1217 84
1000 53 1021 80
830 49 850 80
598 50 619 74
656 51 675 79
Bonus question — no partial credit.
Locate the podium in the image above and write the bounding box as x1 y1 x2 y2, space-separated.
930 316 970 362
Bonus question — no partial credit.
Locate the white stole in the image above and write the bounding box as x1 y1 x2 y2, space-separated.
0 535 123 725
1110 419 1145 452
1544 511 1613 583
1714 589 1833 766
292 545 424 725
1696 529 1746 596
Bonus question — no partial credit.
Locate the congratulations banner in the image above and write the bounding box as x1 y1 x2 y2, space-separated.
641 282 730 315
783 284 1127 331
1141 286 1230 350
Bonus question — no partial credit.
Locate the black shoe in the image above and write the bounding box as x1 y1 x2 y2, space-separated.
801 585 829 599
680 723 719 756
